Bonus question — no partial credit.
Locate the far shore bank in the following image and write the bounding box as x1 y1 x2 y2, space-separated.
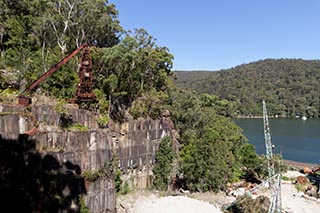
283 159 319 169
234 115 288 119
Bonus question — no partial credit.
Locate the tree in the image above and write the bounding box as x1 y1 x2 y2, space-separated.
1 0 122 95
43 0 122 53
152 136 174 191
100 29 173 119
166 86 251 192
180 123 244 192
238 143 262 176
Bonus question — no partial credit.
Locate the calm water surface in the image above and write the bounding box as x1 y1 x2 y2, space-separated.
234 118 320 164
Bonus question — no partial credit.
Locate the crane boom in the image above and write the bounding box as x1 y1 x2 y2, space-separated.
17 43 94 105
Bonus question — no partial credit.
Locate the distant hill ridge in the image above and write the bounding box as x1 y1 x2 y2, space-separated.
174 58 320 118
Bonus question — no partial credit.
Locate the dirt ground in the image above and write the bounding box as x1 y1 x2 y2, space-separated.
277 171 320 213
117 170 320 213
283 160 319 170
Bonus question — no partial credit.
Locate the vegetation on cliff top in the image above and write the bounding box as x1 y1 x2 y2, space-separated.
174 59 320 118
0 0 173 121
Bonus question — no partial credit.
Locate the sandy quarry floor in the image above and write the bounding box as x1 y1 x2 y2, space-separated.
117 171 320 213
117 191 224 213
278 171 320 213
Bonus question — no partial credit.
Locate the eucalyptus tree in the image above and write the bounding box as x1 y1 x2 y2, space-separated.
100 29 173 119
43 0 122 53
1 0 122 96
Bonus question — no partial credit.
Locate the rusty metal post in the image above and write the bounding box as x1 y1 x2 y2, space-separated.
76 46 96 102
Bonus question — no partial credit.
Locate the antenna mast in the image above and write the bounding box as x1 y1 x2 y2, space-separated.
262 99 275 177
262 100 282 213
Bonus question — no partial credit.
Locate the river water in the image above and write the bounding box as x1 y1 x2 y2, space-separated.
234 118 320 164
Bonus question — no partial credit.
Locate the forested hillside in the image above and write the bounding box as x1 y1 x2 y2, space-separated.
174 59 320 118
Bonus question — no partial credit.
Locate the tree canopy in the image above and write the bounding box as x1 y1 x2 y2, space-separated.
0 0 173 110
0 0 122 96
165 86 262 192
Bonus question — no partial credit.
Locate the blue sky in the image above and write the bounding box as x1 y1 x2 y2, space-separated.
110 0 320 71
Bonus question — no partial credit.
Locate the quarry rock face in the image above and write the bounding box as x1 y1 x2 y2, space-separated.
109 118 172 189
0 104 174 212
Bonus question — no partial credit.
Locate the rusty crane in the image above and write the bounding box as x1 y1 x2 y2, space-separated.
17 43 95 106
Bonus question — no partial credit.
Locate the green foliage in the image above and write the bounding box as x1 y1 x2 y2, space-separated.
82 170 101 182
152 136 174 191
165 85 260 192
130 88 169 119
99 29 173 119
200 93 237 117
121 181 130 195
295 182 309 193
96 115 110 128
115 169 122 193
0 88 19 103
55 100 74 129
94 89 109 112
1 0 174 112
79 195 90 213
129 98 148 119
42 56 79 98
1 0 122 99
55 99 68 114
175 59 320 118
103 74 119 97
238 143 262 176
46 145 64 153
93 89 110 127
180 127 239 192
82 167 110 182
281 176 295 181
259 154 287 178
114 169 131 195
67 124 89 131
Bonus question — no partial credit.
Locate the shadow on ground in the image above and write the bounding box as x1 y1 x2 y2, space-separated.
0 134 86 212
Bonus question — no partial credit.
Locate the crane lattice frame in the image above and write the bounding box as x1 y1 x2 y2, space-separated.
263 100 282 213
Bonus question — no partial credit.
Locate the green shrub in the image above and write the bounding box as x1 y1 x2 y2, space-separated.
96 115 110 128
152 136 174 191
55 99 68 114
68 124 89 131
79 195 90 213
129 98 148 118
121 181 130 195
0 88 19 103
82 168 109 182
295 183 308 192
115 169 122 193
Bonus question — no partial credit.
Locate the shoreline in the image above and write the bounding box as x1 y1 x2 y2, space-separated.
282 159 319 169
234 115 289 119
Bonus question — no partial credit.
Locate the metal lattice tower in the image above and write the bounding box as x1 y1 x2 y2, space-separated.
263 100 282 213
262 100 275 178
224 100 282 212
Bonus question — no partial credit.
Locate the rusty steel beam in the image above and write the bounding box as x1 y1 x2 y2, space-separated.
18 43 88 96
